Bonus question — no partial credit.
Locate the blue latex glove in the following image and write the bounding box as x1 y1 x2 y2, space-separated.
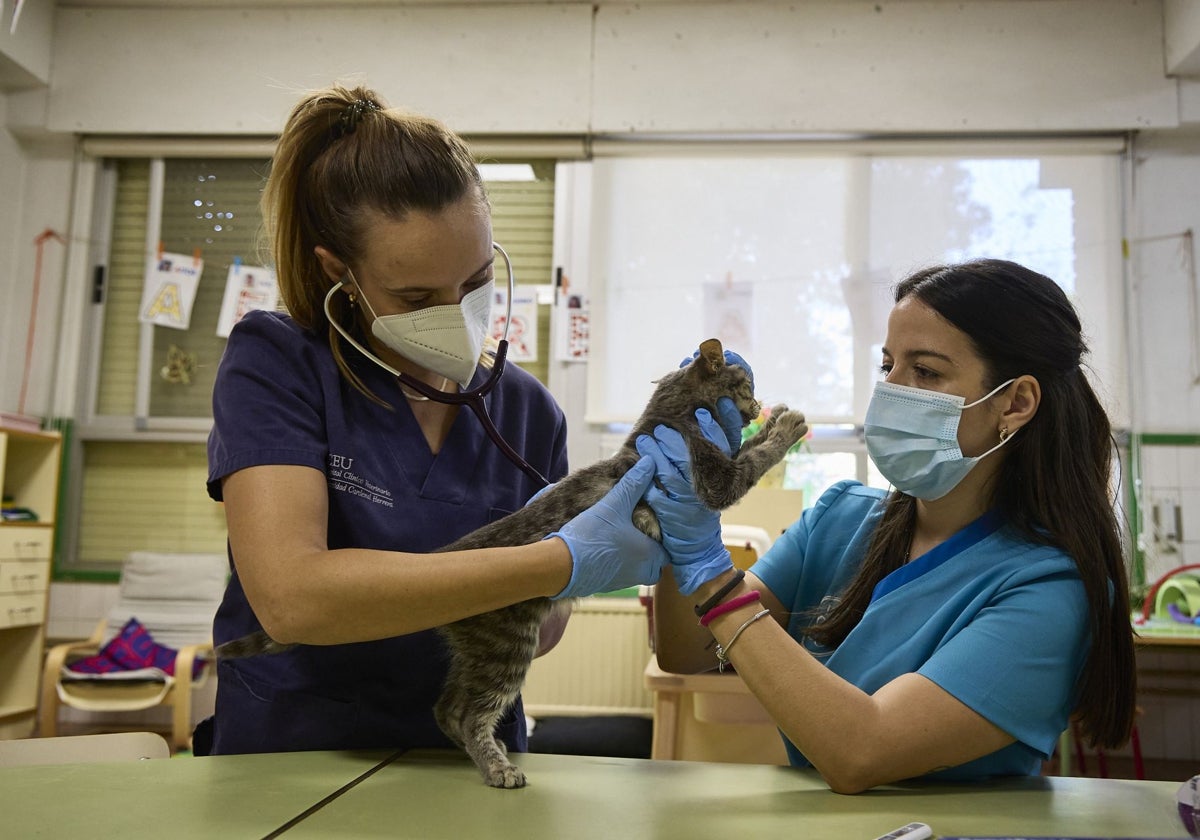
547 456 668 599
524 482 556 507
680 349 754 455
706 397 743 456
635 419 735 595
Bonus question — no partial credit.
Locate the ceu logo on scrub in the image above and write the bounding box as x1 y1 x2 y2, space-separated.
327 453 394 508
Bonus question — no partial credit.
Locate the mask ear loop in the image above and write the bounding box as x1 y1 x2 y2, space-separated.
961 377 1017 410
323 280 405 378
328 240 511 364
965 379 1020 461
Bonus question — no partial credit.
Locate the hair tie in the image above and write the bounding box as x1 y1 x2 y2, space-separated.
334 98 380 138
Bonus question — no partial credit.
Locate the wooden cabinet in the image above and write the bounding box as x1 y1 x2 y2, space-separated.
0 426 61 739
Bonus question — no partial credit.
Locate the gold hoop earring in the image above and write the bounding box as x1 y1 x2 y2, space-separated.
999 426 1010 443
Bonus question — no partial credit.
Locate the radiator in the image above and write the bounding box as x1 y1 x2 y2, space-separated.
521 596 653 717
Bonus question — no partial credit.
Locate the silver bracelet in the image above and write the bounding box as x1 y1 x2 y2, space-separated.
714 608 770 672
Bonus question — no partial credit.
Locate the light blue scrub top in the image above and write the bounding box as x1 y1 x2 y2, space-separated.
752 480 1090 780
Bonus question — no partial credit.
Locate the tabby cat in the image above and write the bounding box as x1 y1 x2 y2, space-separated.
216 338 808 787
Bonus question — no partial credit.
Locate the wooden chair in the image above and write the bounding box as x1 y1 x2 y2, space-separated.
38 551 227 751
0 731 170 767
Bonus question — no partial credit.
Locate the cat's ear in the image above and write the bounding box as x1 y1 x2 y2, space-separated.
697 338 725 376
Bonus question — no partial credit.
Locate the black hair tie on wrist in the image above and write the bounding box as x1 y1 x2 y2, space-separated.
693 568 746 617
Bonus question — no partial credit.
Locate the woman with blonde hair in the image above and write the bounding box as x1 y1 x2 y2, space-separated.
195 84 670 755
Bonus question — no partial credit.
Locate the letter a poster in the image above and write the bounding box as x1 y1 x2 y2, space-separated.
139 252 203 330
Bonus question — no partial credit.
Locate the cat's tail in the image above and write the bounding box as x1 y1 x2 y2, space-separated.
215 629 296 659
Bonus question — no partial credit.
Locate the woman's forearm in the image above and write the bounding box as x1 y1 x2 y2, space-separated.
659 568 1013 793
241 540 573 645
224 465 574 644
705 601 1013 793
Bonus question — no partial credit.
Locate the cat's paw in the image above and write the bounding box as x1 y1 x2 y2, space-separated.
484 761 527 789
768 408 809 448
749 404 789 437
632 500 661 541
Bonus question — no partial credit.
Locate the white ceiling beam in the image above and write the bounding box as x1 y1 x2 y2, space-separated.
1165 0 1200 77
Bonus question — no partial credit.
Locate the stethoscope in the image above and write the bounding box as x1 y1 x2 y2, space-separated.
323 242 550 489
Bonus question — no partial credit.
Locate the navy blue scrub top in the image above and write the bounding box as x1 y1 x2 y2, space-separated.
203 311 568 755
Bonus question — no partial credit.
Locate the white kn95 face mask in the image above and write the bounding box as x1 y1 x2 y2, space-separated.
358 280 494 389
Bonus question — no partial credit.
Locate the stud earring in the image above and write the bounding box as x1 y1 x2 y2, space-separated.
999 426 1010 443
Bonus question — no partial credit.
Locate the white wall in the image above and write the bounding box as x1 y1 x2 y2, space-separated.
46 3 596 136
0 0 53 87
590 0 1176 133
0 95 26 414
0 131 76 421
43 1 1177 135
0 0 58 419
1126 127 1200 434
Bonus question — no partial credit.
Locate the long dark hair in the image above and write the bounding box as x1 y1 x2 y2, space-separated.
807 258 1135 749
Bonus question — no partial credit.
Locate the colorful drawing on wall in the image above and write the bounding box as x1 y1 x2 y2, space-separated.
216 261 278 338
704 276 754 357
139 252 203 330
160 345 198 385
555 293 589 362
490 286 539 362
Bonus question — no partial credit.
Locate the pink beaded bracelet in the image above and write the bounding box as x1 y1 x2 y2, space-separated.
699 590 761 628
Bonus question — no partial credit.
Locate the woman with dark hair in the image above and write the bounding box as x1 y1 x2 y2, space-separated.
646 259 1136 793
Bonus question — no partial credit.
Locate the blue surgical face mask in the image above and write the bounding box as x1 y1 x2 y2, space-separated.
864 378 1016 501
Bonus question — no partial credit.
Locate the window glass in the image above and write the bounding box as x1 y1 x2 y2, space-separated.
587 151 1122 429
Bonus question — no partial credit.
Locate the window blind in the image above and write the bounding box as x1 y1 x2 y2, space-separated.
95 159 150 417
76 442 227 565
483 160 556 383
585 149 1125 427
